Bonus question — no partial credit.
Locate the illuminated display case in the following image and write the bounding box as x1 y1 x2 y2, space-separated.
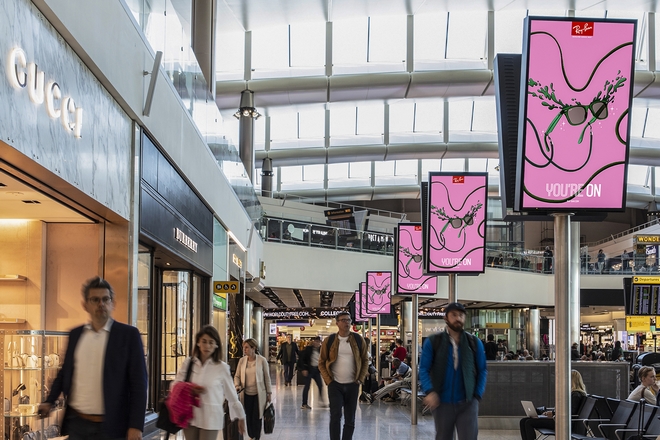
2 330 68 440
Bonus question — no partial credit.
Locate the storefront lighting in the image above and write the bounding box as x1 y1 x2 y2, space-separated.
227 230 246 251
0 275 27 281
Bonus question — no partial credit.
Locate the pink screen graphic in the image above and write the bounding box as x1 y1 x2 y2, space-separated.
354 289 367 322
427 173 487 273
396 224 437 294
520 19 635 210
366 271 391 314
360 282 377 318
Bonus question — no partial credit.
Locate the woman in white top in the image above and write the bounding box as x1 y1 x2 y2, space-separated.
628 365 659 405
234 338 272 440
172 326 246 440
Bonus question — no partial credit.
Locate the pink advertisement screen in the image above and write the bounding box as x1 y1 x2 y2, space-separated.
426 173 487 273
517 18 635 210
366 271 391 314
396 224 437 294
360 282 377 318
354 289 367 322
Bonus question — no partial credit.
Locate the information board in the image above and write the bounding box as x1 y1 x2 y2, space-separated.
624 276 660 316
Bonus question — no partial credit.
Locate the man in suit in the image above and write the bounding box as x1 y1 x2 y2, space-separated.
38 276 147 440
277 334 299 386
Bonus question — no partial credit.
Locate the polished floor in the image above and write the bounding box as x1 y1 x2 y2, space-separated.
168 364 520 440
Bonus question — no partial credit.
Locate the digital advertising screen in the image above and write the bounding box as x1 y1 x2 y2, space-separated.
354 289 367 322
624 276 660 316
425 173 487 274
394 223 437 295
516 17 636 211
365 271 392 314
360 282 377 319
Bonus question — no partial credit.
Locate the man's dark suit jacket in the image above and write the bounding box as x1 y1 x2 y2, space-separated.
45 320 148 438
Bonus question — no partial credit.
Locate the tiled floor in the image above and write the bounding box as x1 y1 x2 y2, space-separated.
168 364 520 440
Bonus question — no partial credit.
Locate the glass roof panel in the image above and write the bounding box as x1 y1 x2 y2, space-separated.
328 163 348 180
330 105 356 137
254 117 266 151
350 162 371 178
471 98 497 132
414 100 444 132
448 100 473 134
441 158 465 172
303 164 325 181
375 161 395 177
421 159 441 179
389 101 415 133
357 103 384 135
606 11 646 62
290 22 326 68
414 13 448 65
368 15 406 66
627 165 648 186
469 158 488 172
631 106 647 138
396 160 418 176
446 11 487 60
269 111 298 141
495 10 526 54
643 108 660 138
215 30 244 80
251 25 289 73
333 17 369 66
299 107 326 139
280 165 303 183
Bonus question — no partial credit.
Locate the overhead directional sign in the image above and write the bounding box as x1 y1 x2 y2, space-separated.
214 280 239 294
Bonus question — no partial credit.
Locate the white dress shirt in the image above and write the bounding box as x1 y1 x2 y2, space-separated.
68 319 112 414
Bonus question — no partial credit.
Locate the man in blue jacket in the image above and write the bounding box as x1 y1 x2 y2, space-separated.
38 276 147 440
419 302 487 440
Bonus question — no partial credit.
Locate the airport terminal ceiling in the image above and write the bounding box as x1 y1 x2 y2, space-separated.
207 0 660 216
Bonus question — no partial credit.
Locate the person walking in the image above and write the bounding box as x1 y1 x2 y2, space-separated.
419 302 488 440
277 335 299 386
484 334 498 361
38 276 147 440
172 326 246 440
318 312 369 440
543 246 553 273
234 338 272 440
298 336 326 409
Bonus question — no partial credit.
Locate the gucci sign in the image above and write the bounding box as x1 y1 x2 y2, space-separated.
6 47 83 138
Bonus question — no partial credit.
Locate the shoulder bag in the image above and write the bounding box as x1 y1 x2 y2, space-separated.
263 402 275 434
156 358 194 434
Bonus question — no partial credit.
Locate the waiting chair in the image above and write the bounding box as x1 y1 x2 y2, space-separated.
536 396 598 440
571 399 638 440
614 404 658 440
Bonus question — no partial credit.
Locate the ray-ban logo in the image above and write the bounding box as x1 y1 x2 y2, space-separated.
572 22 594 37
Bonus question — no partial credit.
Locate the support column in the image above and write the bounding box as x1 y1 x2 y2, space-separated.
554 213 572 440
570 222 581 347
254 305 264 352
527 308 540 359
227 290 244 374
236 90 260 182
191 0 217 95
411 294 419 424
448 273 457 303
401 299 414 343
244 300 253 340
376 317 381 379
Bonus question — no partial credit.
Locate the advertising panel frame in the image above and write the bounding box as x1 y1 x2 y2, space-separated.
394 223 438 295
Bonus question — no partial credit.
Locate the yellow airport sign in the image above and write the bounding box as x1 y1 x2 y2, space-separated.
627 316 651 332
633 276 660 284
213 281 239 294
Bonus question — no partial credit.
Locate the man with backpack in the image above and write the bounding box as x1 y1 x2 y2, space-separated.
419 302 488 440
318 311 369 440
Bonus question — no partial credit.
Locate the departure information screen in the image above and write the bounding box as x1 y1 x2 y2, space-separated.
624 276 660 316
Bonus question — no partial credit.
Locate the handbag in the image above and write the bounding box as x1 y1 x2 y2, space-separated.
263 402 275 434
156 359 194 434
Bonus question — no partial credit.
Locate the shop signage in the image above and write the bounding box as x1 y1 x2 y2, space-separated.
232 254 243 269
418 309 445 318
269 323 277 335
6 47 83 138
174 227 198 252
516 17 636 211
486 323 510 329
213 281 239 294
263 308 347 320
212 294 227 310
636 236 660 243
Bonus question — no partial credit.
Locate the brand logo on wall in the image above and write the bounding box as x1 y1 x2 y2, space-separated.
6 47 83 138
174 227 198 252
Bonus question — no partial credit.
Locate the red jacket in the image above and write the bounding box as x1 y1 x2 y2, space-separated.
393 346 407 362
167 382 201 428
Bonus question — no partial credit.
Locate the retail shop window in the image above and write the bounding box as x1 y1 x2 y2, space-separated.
161 271 192 395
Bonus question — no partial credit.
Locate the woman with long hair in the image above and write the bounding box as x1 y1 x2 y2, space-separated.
234 338 272 440
519 370 587 440
172 326 246 440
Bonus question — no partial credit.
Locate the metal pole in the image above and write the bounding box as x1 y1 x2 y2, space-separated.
448 273 457 303
376 316 381 380
411 294 419 424
570 222 581 347
554 213 572 440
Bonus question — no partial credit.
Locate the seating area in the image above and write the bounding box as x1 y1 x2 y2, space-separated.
532 396 660 440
